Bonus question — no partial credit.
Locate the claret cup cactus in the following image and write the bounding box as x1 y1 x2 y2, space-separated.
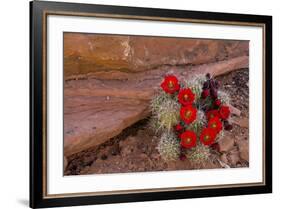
151 73 233 164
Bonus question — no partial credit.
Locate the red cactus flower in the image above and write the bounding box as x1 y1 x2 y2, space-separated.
208 116 223 133
180 105 197 124
214 99 221 107
219 105 230 120
200 128 217 146
206 109 219 120
178 88 195 106
201 89 210 99
180 130 197 149
160 75 180 94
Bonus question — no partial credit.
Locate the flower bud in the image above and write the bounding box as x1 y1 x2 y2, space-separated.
179 154 187 161
203 81 209 89
210 88 218 99
215 80 220 88
201 89 210 99
214 99 221 107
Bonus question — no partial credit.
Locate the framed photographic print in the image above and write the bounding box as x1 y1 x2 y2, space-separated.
30 0 272 208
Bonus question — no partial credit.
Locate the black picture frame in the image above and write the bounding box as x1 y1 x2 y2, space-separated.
30 1 272 208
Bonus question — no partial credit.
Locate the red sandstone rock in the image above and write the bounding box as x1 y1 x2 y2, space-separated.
229 105 241 117
63 33 248 157
237 140 249 162
64 97 150 156
64 33 249 78
64 57 247 156
218 137 235 153
232 117 249 128
228 151 240 166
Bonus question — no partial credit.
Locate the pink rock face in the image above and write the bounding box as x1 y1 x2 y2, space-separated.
64 96 150 156
64 33 249 79
64 34 131 78
63 33 249 157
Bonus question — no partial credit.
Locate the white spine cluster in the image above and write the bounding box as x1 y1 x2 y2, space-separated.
218 90 231 105
151 91 180 132
157 132 180 161
187 144 210 165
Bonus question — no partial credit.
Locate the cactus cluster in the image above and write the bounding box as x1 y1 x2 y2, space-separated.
151 73 233 163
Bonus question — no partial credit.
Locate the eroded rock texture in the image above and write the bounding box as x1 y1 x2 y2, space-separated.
64 33 249 78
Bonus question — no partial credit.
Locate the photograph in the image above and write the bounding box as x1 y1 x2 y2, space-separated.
63 33 250 175
29 1 272 207
0 0 277 208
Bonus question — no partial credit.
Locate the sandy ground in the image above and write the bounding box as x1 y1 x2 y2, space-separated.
65 69 249 175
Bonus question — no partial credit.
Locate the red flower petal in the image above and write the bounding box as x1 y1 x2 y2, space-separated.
160 75 180 94
206 110 219 121
200 128 217 146
208 116 223 134
180 105 197 124
180 130 197 149
219 105 230 120
178 88 195 106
